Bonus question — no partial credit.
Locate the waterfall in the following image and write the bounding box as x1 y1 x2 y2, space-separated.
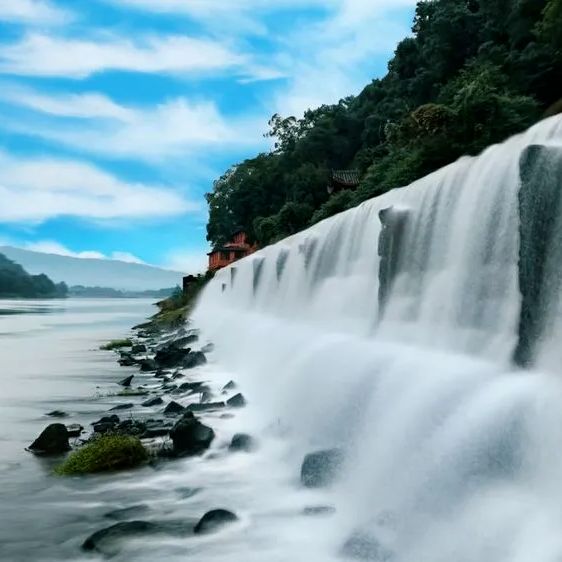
193 115 562 562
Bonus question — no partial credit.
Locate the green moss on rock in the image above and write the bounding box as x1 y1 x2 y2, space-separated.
100 339 133 351
54 434 148 476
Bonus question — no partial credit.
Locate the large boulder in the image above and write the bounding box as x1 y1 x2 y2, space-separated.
155 344 192 368
183 351 207 369
300 448 344 488
118 375 134 387
186 402 225 413
193 509 238 535
28 424 70 455
163 401 185 416
82 520 189 556
142 396 163 407
341 532 393 561
139 358 158 372
170 413 215 455
229 433 255 452
131 343 147 354
226 393 246 408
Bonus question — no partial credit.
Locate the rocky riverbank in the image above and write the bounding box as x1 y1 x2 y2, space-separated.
26 312 253 556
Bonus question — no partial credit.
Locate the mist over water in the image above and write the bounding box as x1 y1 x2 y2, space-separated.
193 115 562 561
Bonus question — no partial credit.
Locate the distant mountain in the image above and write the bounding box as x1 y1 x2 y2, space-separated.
68 286 175 299
0 253 68 298
0 247 184 291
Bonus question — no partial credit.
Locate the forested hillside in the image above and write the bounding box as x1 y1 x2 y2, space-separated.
206 0 562 247
0 253 68 298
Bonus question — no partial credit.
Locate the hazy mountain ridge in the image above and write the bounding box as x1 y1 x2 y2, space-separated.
0 247 184 291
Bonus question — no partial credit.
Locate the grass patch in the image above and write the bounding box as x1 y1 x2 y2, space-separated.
54 434 148 476
100 339 133 351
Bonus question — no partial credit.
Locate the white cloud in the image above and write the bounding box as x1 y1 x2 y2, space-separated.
1 88 268 160
164 248 209 275
0 0 71 26
0 151 199 223
0 33 248 79
23 241 146 263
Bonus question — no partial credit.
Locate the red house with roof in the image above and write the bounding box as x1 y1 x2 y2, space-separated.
208 230 257 272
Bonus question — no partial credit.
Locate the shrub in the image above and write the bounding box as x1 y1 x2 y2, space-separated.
54 435 148 476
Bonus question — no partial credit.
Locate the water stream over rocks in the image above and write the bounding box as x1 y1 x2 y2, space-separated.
4 116 562 561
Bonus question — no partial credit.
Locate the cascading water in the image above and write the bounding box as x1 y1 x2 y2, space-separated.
192 115 562 562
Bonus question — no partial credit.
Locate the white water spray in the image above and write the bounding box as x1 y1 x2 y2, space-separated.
193 115 562 562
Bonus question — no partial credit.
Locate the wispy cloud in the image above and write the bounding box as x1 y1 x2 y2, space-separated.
1 87 268 160
0 151 199 223
0 0 71 26
23 240 145 263
0 33 249 79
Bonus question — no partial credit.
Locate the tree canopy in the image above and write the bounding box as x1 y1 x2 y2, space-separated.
206 0 562 247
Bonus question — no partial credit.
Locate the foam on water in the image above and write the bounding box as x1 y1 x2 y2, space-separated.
190 115 562 561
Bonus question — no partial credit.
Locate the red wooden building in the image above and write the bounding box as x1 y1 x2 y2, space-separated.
208 231 257 272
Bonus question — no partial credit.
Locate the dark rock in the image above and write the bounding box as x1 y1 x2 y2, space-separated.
301 448 344 488
104 504 151 521
82 520 189 556
28 424 70 455
161 383 178 391
117 419 147 436
46 410 68 418
200 390 212 403
109 403 134 411
514 145 562 367
131 344 147 354
93 414 120 425
201 343 215 353
118 353 136 367
142 425 172 438
118 375 134 387
92 414 120 434
155 344 192 369
174 334 199 347
153 369 169 379
193 509 238 534
178 381 206 393
303 505 336 516
66 424 84 438
142 396 163 407
163 401 185 415
226 393 246 408
341 532 393 561
186 402 225 413
139 358 158 372
172 371 184 380
170 413 215 455
183 351 207 369
229 433 255 452
222 380 236 392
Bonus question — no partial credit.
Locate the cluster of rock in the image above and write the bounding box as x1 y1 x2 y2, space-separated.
28 322 385 559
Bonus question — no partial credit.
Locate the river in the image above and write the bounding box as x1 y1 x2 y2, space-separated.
0 298 334 562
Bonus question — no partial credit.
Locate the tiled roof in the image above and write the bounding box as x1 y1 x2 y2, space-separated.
331 169 361 186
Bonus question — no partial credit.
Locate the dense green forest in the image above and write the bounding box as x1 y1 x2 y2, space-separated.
206 0 562 247
0 253 68 298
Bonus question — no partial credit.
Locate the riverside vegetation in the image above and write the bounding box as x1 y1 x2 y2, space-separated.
206 0 562 247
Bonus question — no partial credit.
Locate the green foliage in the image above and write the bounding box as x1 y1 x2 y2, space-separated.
0 253 68 298
206 0 562 246
54 435 148 476
100 339 133 351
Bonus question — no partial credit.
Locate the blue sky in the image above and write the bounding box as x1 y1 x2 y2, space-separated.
0 0 416 273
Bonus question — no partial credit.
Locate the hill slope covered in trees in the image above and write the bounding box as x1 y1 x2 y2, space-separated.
0 253 68 299
206 0 562 247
